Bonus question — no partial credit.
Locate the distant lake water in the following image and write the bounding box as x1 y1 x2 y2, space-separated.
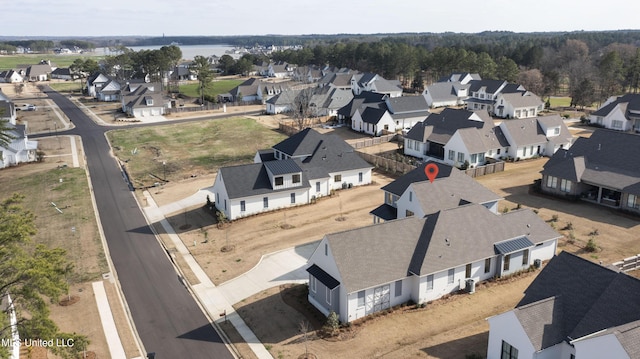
95 44 239 60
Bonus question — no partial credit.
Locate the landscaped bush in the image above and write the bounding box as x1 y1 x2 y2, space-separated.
585 238 598 252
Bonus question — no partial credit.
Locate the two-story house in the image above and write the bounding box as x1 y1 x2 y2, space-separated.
588 93 640 132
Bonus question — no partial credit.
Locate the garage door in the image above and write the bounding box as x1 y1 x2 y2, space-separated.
366 285 390 315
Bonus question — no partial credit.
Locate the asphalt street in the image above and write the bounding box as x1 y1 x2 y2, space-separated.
39 88 235 359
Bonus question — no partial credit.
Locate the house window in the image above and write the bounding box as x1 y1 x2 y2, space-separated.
470 154 477 163
426 274 434 290
405 210 414 217
326 288 331 304
560 179 572 193
501 340 519 359
263 197 269 208
522 147 527 156
503 255 511 271
224 199 227 211
216 192 219 203
240 200 245 212
612 120 623 129
546 176 557 189
553 127 560 135
484 258 491 273
357 290 365 307
522 249 529 266
324 243 328 256
465 263 472 278
316 181 321 192
395 280 402 297
447 268 455 284
359 172 363 183
530 146 534 155
275 176 284 186
457 152 464 163
628 194 639 209
311 277 316 292
409 191 413 202
488 149 493 156
334 174 342 182
497 148 501 155
448 150 455 161
478 153 485 163
292 174 301 184
290 193 296 204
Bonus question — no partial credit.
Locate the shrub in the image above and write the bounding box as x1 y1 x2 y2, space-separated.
563 222 574 230
551 214 559 222
567 231 576 244
589 228 600 236
585 238 598 252
502 206 510 214
325 311 340 332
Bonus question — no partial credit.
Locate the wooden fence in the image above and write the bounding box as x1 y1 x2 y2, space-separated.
350 134 396 149
612 254 640 272
357 152 417 175
464 161 506 177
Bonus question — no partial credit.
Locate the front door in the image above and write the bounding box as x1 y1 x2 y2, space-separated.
366 285 390 315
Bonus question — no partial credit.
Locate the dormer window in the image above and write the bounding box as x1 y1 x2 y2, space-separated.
275 176 284 186
553 127 560 135
145 97 153 106
292 174 301 183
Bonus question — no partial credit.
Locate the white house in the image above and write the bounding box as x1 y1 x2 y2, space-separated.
227 77 263 103
351 73 402 98
265 89 299 114
487 251 640 359
121 83 170 118
212 128 372 220
494 91 544 119
351 106 395 136
351 95 429 136
0 91 38 169
498 115 572 160
0 70 24 83
403 108 510 167
588 93 640 132
422 72 479 108
307 203 560 323
370 162 502 223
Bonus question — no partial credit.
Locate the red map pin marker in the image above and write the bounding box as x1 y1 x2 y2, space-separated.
425 163 439 183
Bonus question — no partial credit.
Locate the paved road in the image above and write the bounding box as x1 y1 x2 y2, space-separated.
39 88 235 359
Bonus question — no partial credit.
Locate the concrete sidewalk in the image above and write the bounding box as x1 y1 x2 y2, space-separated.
144 191 306 359
92 281 127 359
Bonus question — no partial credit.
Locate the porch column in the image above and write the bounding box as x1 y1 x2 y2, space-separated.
597 187 603 203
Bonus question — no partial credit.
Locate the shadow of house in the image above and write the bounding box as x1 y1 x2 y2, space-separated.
421 332 489 358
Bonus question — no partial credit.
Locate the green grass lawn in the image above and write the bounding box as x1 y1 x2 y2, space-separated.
548 96 572 108
107 117 287 188
0 53 103 70
49 81 83 93
179 79 244 98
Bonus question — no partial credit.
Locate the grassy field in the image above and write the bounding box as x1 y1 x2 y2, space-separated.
548 96 572 108
179 78 244 98
0 166 107 282
107 117 287 188
0 53 102 70
49 81 83 93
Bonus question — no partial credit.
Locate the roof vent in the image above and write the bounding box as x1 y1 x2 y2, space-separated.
445 238 450 246
598 143 601 150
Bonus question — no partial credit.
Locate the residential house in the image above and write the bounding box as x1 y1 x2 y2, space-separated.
86 72 112 98
499 115 572 160
169 66 196 81
226 77 264 103
0 70 24 83
95 78 124 102
0 91 38 169
121 83 170 118
404 108 510 167
589 93 640 132
309 87 353 117
318 72 354 91
540 129 640 214
306 203 560 323
292 65 323 83
25 64 52 82
266 61 295 78
494 91 544 119
370 162 503 223
265 89 300 115
464 80 528 116
487 251 640 359
351 73 402 98
350 95 429 136
51 68 74 81
422 72 480 108
212 128 372 220
336 91 386 124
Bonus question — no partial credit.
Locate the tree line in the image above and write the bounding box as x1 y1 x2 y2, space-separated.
269 32 640 107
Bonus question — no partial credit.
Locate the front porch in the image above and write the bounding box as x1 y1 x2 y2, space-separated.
581 184 621 208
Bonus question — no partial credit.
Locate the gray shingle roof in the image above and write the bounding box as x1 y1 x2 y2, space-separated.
380 161 456 196
386 95 429 114
424 82 468 104
592 93 640 120
515 251 640 351
542 129 640 195
218 162 310 199
500 92 543 108
328 204 559 293
500 117 547 146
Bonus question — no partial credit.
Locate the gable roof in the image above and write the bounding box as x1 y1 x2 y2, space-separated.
405 108 501 147
542 129 640 194
219 162 310 199
592 93 640 120
337 91 387 118
424 82 470 104
327 204 559 293
360 106 388 124
515 251 640 351
380 161 456 196
500 91 543 108
500 117 548 146
386 95 429 114
229 77 261 97
467 79 507 94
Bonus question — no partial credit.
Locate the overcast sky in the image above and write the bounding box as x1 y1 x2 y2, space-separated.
5 0 640 37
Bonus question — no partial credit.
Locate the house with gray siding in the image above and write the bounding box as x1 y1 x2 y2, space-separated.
540 129 640 214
